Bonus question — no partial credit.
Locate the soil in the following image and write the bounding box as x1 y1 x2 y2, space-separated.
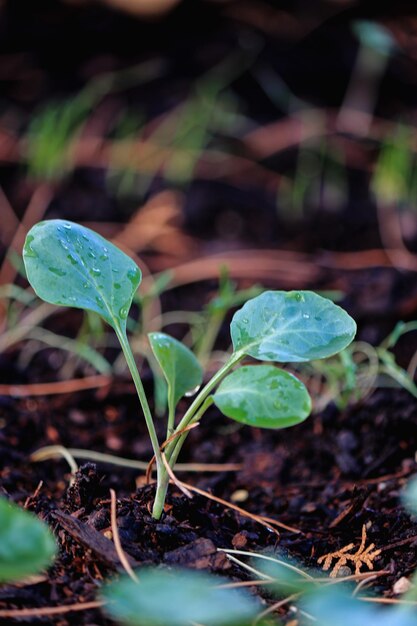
3 1 417 624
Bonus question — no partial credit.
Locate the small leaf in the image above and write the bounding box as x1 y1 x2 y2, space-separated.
0 498 56 582
213 365 311 429
23 220 141 332
148 332 203 409
231 291 356 362
102 568 260 626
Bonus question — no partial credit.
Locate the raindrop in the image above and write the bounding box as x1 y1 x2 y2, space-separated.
119 306 129 319
127 268 140 284
24 236 37 258
302 314 310 319
83 282 90 289
242 318 249 324
96 296 104 308
67 253 78 266
185 384 201 397
290 292 304 302
48 267 66 277
114 283 121 290
90 268 101 277
63 223 72 230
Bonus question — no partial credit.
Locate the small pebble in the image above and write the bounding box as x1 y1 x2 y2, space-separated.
230 489 249 503
335 565 352 577
393 576 413 595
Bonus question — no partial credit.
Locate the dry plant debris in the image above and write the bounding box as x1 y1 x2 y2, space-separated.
318 525 382 578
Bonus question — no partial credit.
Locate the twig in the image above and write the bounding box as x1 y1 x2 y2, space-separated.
31 445 242 473
109 489 139 583
175 480 300 535
0 601 103 619
0 375 111 397
161 452 193 498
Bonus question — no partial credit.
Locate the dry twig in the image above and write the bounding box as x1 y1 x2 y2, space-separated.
318 525 381 578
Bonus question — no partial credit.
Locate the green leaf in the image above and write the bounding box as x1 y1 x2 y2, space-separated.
148 332 203 409
402 476 417 516
231 291 356 363
102 568 260 626
23 220 141 333
0 498 56 582
213 365 311 428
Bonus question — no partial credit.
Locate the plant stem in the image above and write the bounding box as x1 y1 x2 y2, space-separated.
152 395 215 520
115 327 163 477
166 384 176 437
164 351 243 465
168 396 214 470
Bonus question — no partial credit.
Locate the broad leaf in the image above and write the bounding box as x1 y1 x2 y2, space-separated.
23 220 141 332
213 365 311 428
148 332 203 409
0 498 56 582
102 568 260 626
402 476 417 516
231 291 356 362
302 588 417 626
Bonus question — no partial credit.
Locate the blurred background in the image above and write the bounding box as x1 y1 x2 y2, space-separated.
2 0 417 397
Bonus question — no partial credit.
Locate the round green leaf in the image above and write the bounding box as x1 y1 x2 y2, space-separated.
231 291 356 363
213 365 311 429
23 220 141 332
102 568 260 626
148 332 203 408
0 498 56 582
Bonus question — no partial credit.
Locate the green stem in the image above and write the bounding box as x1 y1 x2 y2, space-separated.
152 395 215 520
167 384 176 438
151 472 170 520
115 327 163 474
165 351 243 465
168 396 214 469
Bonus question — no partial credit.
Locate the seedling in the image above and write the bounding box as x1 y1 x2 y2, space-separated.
23 220 356 520
0 497 56 582
102 567 262 626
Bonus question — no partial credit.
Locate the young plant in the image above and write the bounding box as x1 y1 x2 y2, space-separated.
23 220 356 520
0 497 56 582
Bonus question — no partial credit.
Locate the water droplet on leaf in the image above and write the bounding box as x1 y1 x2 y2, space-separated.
185 384 201 397
48 267 66 277
67 253 78 266
127 268 139 284
119 306 129 319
